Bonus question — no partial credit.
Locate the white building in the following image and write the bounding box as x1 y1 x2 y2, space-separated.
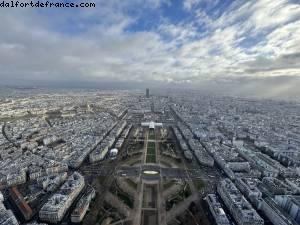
141 121 163 129
217 179 264 225
39 172 85 223
0 191 19 225
206 194 231 225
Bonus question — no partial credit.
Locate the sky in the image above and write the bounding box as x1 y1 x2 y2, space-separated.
0 0 300 98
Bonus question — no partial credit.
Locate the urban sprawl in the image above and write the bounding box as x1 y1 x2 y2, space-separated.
0 88 300 225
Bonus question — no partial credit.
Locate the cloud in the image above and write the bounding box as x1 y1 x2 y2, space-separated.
183 0 200 11
183 0 219 12
244 52 300 74
0 0 299 99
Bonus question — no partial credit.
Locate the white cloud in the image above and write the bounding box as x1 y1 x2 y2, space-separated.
0 0 299 90
183 0 200 11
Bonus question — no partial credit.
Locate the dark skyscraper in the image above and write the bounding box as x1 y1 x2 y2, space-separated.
146 88 150 98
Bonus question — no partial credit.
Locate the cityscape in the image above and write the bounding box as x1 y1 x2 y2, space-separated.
0 88 299 225
1 0 300 225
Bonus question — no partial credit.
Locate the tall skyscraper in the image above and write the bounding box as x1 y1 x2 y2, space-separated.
146 88 150 98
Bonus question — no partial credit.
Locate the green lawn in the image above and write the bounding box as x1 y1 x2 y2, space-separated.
146 154 156 163
117 191 134 208
148 142 155 148
146 141 156 163
148 132 155 140
147 146 156 155
126 179 137 190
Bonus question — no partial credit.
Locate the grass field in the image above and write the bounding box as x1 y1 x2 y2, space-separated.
126 178 138 190
147 146 156 154
146 154 156 163
148 131 155 140
146 141 156 163
117 191 134 208
148 142 155 148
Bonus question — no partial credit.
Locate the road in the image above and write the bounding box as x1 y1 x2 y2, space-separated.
82 165 211 181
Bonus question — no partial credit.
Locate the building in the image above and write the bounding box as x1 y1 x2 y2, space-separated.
109 148 118 157
260 197 298 225
37 172 68 192
9 187 33 221
0 191 19 225
71 186 96 223
261 177 294 195
141 121 163 130
39 172 85 223
188 139 214 167
146 88 150 98
285 178 300 194
0 207 19 225
235 178 262 204
217 179 264 225
89 120 126 163
228 162 250 172
206 194 231 225
275 195 300 224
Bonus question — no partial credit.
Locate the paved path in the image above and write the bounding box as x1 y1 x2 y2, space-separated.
166 193 199 223
104 191 132 218
82 165 211 180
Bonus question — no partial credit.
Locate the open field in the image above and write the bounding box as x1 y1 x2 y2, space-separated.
146 141 156 163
